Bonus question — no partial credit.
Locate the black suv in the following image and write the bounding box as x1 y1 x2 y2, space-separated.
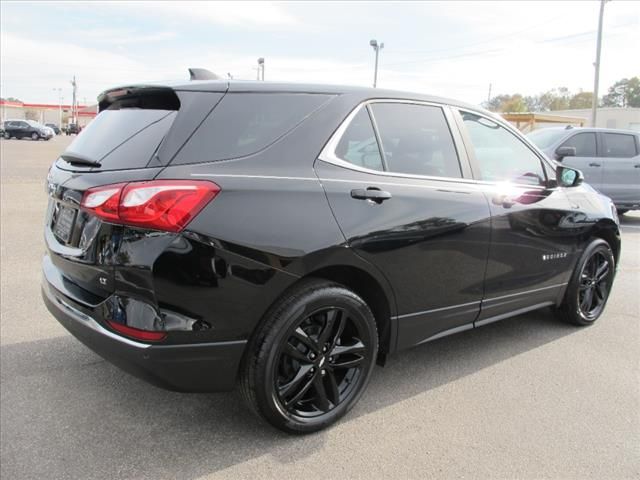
42 80 620 433
3 119 51 140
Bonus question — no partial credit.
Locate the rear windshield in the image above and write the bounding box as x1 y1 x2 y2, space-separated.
172 93 333 165
60 109 177 170
527 129 568 149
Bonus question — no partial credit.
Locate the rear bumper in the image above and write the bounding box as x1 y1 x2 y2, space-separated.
41 269 247 393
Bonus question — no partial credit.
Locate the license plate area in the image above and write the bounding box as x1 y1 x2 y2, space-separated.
52 203 77 244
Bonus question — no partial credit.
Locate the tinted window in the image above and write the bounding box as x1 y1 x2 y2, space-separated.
175 93 332 164
601 133 637 158
61 109 177 170
462 112 545 185
335 108 383 171
370 103 461 178
560 132 596 157
527 129 568 149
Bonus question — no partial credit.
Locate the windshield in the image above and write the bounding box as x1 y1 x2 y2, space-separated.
527 129 568 149
26 120 45 129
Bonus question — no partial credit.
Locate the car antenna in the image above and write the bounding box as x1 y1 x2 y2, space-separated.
188 68 221 81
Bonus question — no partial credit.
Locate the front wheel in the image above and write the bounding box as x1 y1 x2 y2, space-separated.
241 279 378 434
31 132 39 141
3 132 9 139
556 238 615 326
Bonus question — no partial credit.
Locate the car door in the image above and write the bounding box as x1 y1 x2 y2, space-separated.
315 100 491 349
556 131 602 190
598 131 640 205
455 110 579 325
17 121 29 138
7 121 21 137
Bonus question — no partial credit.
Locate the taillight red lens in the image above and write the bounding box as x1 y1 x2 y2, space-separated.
82 184 124 222
106 320 167 342
81 180 219 232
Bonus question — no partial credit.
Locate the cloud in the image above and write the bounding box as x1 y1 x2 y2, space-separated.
118 1 298 28
0 32 160 102
73 28 177 44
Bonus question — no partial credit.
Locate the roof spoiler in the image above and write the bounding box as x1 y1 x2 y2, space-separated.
188 68 221 81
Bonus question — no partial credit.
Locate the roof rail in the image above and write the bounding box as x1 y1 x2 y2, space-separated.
565 125 574 129
188 68 221 81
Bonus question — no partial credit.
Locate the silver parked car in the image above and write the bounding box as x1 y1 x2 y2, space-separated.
528 127 640 214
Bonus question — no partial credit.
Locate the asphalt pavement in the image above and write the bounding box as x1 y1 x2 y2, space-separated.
1 136 638 479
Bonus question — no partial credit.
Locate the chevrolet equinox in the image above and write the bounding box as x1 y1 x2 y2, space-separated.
42 78 621 433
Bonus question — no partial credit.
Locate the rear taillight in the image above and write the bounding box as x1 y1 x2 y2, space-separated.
81 180 220 232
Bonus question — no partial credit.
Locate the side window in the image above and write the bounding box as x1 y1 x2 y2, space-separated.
335 108 383 171
369 103 462 178
461 112 546 186
560 133 596 157
601 133 637 158
173 93 333 164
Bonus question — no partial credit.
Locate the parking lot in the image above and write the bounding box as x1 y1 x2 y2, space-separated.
1 136 638 479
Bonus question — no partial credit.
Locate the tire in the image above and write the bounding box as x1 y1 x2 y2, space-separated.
241 278 378 434
616 209 628 216
31 132 39 141
3 132 9 139
556 238 615 326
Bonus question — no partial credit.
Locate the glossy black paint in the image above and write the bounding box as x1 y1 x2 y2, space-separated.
42 80 620 393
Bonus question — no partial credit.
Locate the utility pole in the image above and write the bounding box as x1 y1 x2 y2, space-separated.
370 39 384 88
487 83 492 105
591 0 608 127
70 75 77 125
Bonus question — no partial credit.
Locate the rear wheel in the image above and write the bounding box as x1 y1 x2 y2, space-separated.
241 279 378 434
556 238 615 326
3 132 9 139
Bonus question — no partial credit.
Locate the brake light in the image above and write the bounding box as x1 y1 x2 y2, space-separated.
81 180 219 232
106 320 167 342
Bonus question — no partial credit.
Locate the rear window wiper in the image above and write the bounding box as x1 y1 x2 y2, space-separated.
60 153 102 168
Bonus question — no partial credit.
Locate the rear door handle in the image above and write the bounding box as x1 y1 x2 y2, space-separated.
350 187 392 204
589 162 601 167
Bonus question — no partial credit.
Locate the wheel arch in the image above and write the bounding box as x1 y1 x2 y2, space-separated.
591 219 621 265
303 264 397 360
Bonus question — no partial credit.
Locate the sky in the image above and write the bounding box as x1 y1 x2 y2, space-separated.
1 1 638 106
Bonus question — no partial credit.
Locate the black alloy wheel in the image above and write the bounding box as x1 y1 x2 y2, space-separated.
577 250 611 320
241 279 378 434
557 238 615 326
275 306 367 417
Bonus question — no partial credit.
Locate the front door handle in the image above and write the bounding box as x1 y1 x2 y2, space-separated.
350 187 392 204
589 162 601 167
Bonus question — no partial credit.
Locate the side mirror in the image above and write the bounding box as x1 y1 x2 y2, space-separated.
557 165 583 188
555 146 576 161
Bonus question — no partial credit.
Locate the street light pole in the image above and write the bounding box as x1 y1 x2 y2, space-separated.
370 39 384 88
591 0 608 127
257 58 265 81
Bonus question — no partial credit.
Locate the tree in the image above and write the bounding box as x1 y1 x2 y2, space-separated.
569 91 594 109
536 87 571 111
602 77 640 108
484 93 528 112
24 110 39 121
1 97 22 103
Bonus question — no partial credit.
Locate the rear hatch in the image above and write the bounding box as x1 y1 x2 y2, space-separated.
44 86 224 303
